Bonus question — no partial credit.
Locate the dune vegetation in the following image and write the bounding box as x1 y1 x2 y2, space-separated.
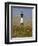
11 24 32 38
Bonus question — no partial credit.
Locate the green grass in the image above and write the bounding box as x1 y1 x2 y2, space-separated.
11 24 32 38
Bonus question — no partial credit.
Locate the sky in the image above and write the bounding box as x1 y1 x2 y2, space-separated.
11 6 33 22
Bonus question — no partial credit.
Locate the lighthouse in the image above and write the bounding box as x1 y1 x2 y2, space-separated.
20 11 23 25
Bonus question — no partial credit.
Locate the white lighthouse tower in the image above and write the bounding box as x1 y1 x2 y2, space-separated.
20 11 23 25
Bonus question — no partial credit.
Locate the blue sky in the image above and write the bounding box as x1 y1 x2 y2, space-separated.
11 7 32 22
